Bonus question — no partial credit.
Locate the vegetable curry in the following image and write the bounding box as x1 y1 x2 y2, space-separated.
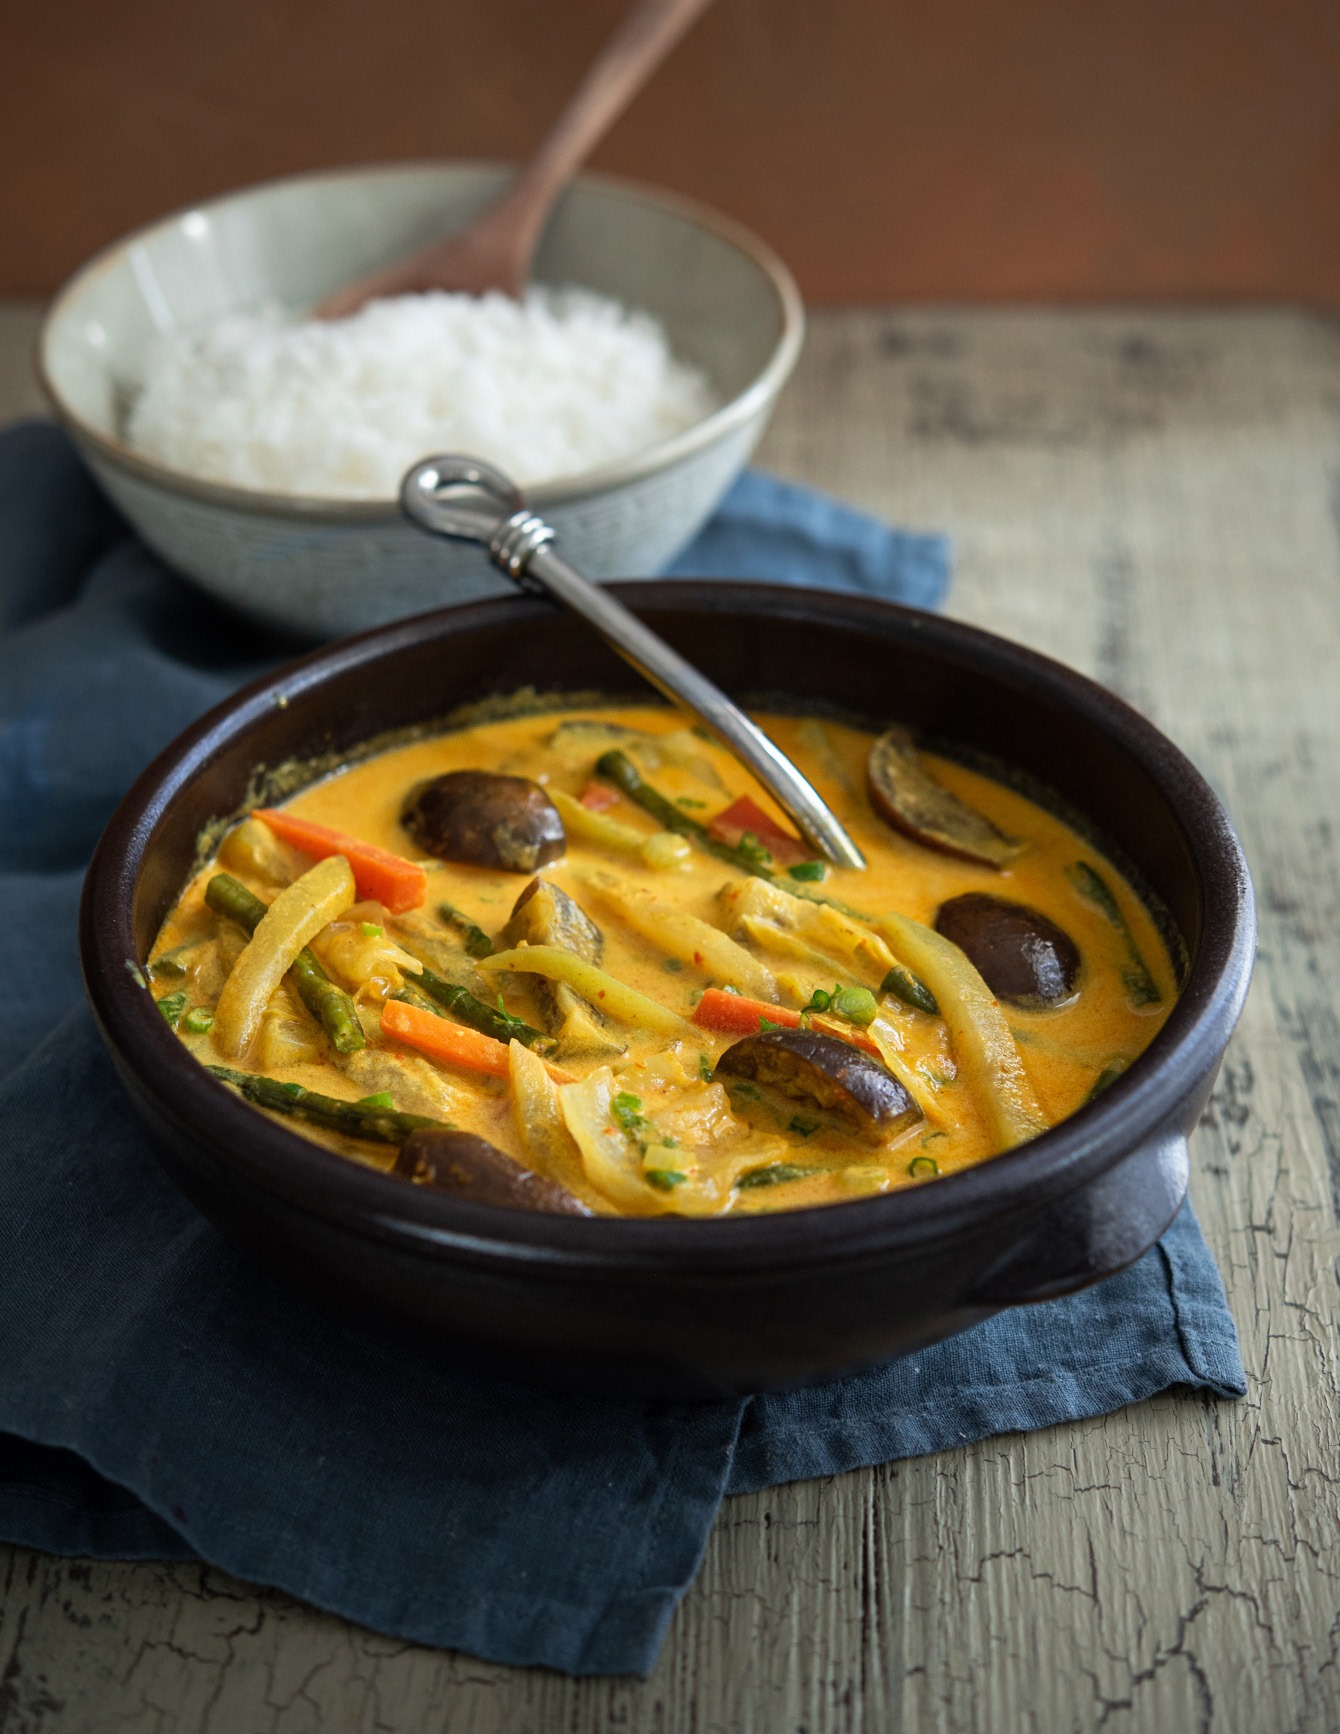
149 707 1177 1217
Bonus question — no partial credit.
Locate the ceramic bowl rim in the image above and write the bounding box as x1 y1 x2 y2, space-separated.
80 582 1257 1278
37 160 805 524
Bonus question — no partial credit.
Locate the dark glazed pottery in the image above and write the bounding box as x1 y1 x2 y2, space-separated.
80 584 1255 1397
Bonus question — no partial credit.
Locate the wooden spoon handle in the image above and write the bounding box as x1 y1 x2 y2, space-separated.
498 0 716 245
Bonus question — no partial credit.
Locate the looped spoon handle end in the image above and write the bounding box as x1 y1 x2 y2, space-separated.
402 456 867 871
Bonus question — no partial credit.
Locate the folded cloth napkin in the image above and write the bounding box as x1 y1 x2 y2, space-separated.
0 422 1244 1676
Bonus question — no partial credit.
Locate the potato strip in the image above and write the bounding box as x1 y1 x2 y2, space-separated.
480 945 694 1039
876 911 1047 1150
214 855 357 1058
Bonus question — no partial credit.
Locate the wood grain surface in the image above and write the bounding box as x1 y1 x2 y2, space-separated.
1 305 1337 1732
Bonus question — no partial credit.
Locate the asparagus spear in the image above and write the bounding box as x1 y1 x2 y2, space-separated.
437 901 494 958
207 1065 444 1144
595 750 939 1012
205 873 366 1054
403 961 557 1054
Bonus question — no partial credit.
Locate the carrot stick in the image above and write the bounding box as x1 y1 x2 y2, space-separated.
692 988 880 1056
380 997 572 1082
253 809 427 914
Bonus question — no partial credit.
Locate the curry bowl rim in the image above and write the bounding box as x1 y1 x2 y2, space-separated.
80 581 1256 1271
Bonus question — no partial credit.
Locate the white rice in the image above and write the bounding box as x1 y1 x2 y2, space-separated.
126 286 718 498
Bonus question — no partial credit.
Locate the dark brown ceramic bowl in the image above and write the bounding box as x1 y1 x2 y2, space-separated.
80 584 1255 1397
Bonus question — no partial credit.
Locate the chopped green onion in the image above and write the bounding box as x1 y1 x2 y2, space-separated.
698 1053 714 1082
908 1154 940 1178
356 1091 395 1109
758 1015 782 1032
359 921 383 939
787 1115 820 1137
788 861 826 882
802 986 833 1014
180 1006 215 1036
662 957 685 972
830 985 878 1027
645 1168 687 1191
156 992 187 1028
611 1092 646 1133
676 796 707 809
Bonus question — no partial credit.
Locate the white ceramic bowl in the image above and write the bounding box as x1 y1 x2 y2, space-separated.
39 163 804 640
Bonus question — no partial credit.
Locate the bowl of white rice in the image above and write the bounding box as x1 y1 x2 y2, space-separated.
39 163 803 639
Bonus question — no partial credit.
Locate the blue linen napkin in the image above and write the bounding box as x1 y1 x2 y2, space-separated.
0 421 1244 1676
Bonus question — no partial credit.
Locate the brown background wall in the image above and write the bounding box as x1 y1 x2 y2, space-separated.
5 0 1340 305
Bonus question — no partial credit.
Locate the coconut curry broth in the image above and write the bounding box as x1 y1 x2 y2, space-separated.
150 708 1176 1216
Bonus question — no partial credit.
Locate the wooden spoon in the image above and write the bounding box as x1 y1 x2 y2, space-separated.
317 0 715 319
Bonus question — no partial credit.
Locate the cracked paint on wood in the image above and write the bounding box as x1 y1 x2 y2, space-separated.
0 306 1338 1731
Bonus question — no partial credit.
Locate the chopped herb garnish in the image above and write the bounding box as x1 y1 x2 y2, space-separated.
359 921 383 939
357 1091 395 1109
802 985 833 1014
180 1006 215 1036
728 1080 762 1100
611 1091 646 1133
758 1015 782 1032
660 1136 679 1148
676 796 707 809
645 1168 687 1191
156 992 187 1028
908 1154 940 1178
698 1053 714 1082
662 957 685 972
787 1115 820 1137
788 861 826 882
739 1162 814 1189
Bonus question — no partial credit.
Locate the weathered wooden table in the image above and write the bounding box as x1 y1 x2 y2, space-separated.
1 304 1336 1734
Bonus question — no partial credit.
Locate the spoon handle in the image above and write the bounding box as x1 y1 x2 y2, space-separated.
495 0 717 261
402 456 867 871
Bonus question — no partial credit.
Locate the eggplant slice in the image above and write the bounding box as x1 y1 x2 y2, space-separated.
716 1028 922 1145
867 728 1021 868
501 878 624 1058
401 771 565 873
935 892 1080 1008
394 1128 590 1214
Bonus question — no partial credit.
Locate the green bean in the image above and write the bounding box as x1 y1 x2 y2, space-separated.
1066 862 1162 1007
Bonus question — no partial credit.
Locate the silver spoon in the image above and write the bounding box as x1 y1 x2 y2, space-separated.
401 455 867 870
